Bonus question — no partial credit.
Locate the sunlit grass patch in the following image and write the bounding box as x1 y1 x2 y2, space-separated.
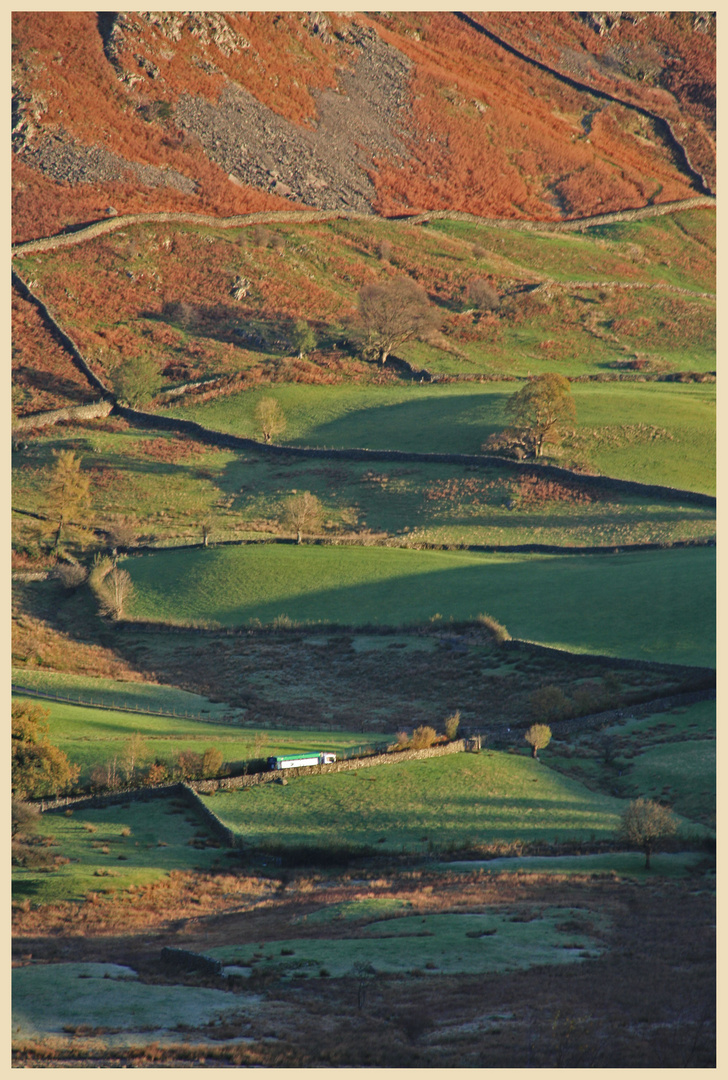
208 908 606 977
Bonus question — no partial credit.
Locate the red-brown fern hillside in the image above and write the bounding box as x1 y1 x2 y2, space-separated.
365 12 700 218
12 10 714 242
476 11 715 192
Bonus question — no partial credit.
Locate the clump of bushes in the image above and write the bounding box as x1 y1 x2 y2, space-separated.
444 710 461 741
477 613 511 643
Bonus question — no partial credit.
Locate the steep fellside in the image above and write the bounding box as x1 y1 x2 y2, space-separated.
12 11 714 241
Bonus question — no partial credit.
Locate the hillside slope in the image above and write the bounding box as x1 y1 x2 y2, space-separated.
12 11 715 241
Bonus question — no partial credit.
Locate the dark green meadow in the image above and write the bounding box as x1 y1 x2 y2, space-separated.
123 543 715 667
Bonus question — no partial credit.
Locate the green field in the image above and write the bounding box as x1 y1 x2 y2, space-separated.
547 699 715 827
207 907 606 978
124 543 715 667
12 798 226 905
12 422 715 554
11 693 378 787
11 670 243 721
204 751 640 855
13 963 245 1043
166 381 715 493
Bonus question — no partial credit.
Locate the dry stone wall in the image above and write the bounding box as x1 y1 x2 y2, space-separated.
13 400 113 432
113 403 716 508
190 738 468 797
11 197 715 259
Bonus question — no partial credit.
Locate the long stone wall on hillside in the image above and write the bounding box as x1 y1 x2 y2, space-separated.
191 738 469 797
36 739 470 818
453 13 713 197
11 270 113 398
11 197 715 258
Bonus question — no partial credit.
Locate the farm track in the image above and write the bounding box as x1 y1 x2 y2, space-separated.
454 12 714 197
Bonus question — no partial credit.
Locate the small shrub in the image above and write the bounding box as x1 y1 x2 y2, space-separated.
477 613 511 643
466 277 500 311
524 723 552 760
444 710 461 741
56 563 88 591
411 725 437 750
251 225 271 248
530 685 570 722
202 747 224 778
143 761 168 786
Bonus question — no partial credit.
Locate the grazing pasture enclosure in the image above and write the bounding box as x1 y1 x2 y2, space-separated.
124 543 715 667
166 380 715 493
12 797 226 905
204 751 639 856
12 422 715 554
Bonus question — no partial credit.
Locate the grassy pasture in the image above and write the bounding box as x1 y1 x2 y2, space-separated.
425 210 715 293
13 423 715 555
123 543 715 667
11 692 380 787
166 380 715 493
11 670 243 721
12 798 224 905
545 699 715 827
207 908 605 978
204 751 635 855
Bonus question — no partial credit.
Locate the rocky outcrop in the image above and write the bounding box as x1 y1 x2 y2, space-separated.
18 128 196 193
174 24 411 213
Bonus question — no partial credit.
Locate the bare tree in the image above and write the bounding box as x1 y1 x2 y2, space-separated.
281 491 323 543
121 732 148 784
254 396 287 443
466 277 500 311
90 556 134 620
358 277 441 365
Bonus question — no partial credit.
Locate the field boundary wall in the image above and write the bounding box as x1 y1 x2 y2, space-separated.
12 198 715 258
35 740 471 816
485 687 716 742
13 400 114 432
112 533 715 559
12 270 114 398
189 738 469 796
453 13 713 197
113 404 716 507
